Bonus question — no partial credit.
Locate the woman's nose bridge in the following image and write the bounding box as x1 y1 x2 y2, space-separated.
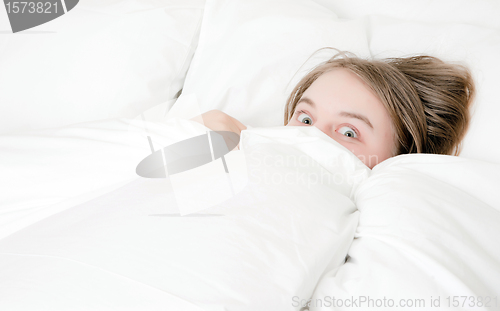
314 121 343 147
313 120 331 136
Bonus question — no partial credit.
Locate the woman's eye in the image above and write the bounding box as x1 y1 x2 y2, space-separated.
338 126 358 138
297 113 313 125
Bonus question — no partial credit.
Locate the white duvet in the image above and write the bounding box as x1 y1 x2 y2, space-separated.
1 119 499 311
309 156 500 310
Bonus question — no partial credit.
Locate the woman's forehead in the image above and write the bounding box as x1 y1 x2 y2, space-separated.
302 69 386 115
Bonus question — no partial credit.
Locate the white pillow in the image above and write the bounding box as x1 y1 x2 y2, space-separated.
365 16 500 165
313 0 500 29
0 0 204 134
177 0 371 128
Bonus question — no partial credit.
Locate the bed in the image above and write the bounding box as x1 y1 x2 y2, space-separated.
1 0 499 310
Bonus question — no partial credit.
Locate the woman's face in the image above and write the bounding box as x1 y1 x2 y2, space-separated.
286 68 396 169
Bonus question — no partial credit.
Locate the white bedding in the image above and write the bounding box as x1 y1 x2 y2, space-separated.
310 155 500 310
0 121 365 310
1 118 500 310
0 0 204 134
1 0 500 310
0 118 207 239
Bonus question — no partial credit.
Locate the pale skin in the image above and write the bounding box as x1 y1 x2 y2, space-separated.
193 68 396 169
191 109 247 150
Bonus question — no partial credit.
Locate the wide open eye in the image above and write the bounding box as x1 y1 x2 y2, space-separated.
297 112 313 125
338 126 358 138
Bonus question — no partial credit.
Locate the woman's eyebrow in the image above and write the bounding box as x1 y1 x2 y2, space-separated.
339 111 373 129
298 97 373 129
298 97 315 107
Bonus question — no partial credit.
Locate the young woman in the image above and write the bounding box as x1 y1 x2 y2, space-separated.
195 52 475 169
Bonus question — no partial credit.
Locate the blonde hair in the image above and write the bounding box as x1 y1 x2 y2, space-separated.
284 51 475 156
